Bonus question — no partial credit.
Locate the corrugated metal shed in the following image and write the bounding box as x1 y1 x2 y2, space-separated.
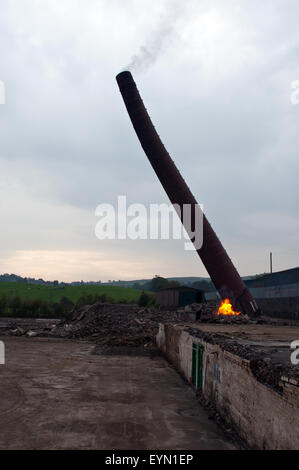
245 267 299 288
156 286 205 308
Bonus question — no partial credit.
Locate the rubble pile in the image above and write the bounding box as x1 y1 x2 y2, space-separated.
1 301 298 387
47 302 180 347
2 301 272 342
1 318 60 338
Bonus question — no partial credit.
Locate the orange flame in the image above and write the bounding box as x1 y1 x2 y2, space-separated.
217 299 241 316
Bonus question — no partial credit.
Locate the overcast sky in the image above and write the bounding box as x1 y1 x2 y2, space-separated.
0 0 298 282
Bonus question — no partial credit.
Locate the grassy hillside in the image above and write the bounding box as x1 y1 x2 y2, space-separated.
0 282 143 304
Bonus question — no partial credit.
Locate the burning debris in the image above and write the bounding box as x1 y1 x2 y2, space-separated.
217 299 241 317
177 301 249 323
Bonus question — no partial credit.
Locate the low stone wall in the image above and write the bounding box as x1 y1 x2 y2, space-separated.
156 324 299 450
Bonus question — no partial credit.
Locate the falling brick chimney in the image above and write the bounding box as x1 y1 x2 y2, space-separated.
116 71 260 317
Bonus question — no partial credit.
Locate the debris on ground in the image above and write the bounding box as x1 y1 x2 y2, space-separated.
26 330 39 338
1 301 298 389
10 327 26 337
177 302 251 323
47 303 181 349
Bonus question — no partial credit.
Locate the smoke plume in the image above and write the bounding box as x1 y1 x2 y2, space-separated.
126 1 186 73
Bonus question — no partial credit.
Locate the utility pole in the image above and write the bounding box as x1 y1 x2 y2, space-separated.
270 252 273 274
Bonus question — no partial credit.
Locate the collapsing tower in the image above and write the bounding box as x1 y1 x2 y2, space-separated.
116 71 259 317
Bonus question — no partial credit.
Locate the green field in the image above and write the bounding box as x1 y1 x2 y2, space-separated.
0 282 143 304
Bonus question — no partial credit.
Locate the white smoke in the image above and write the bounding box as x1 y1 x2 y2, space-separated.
126 1 186 73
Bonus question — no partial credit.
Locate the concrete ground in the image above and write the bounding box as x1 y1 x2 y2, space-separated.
0 336 236 450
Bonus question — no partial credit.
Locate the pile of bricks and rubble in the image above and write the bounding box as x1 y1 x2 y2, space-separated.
47 303 180 348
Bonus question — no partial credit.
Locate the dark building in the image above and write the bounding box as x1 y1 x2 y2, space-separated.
245 267 299 288
244 267 299 320
156 286 205 308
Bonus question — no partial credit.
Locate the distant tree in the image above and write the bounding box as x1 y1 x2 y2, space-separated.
52 302 64 318
99 293 107 303
168 280 181 288
133 282 142 290
39 301 52 318
76 296 87 309
138 291 151 307
192 280 214 291
10 296 22 315
84 294 94 305
146 276 180 292
28 299 42 317
0 295 7 316
21 299 32 318
60 296 74 316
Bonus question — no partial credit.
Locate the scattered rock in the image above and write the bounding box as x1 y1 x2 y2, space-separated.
26 331 38 338
10 327 25 337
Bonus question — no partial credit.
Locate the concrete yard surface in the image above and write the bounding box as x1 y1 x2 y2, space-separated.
0 337 236 450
